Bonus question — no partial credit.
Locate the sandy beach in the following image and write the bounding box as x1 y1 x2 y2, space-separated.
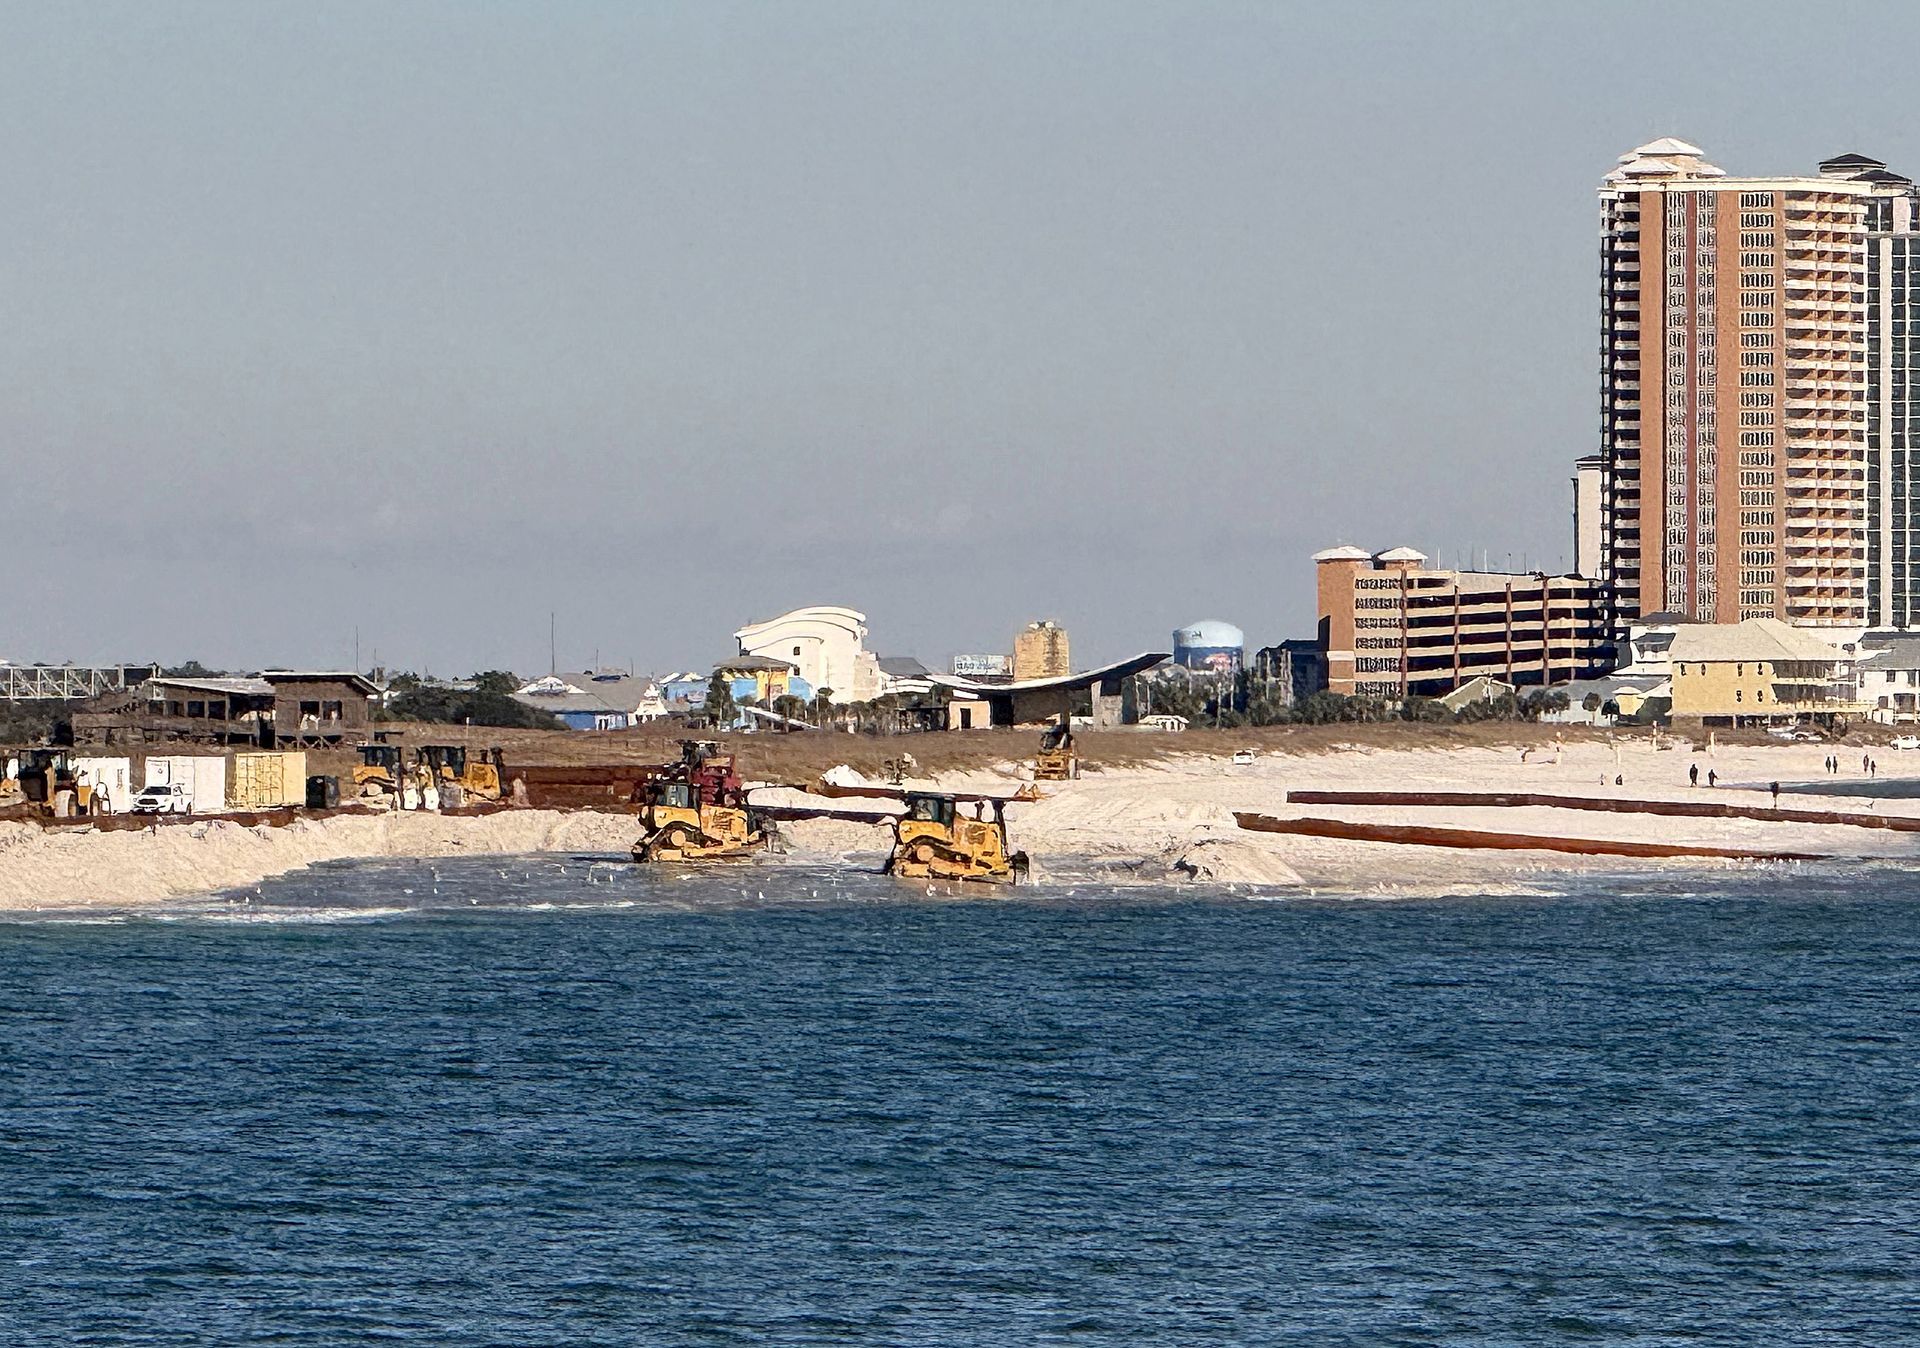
4 735 1917 911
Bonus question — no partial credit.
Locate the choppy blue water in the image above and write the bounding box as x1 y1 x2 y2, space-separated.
4 857 1919 1345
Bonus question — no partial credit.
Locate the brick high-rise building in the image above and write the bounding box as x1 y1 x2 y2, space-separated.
1599 139 1919 640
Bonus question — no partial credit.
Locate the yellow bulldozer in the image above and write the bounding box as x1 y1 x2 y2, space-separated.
631 740 768 863
420 745 503 803
885 790 1029 884
1034 720 1079 782
352 742 447 809
353 743 407 798
5 749 90 818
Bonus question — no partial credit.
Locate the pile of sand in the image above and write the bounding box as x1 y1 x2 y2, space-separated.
1163 837 1307 886
0 810 642 911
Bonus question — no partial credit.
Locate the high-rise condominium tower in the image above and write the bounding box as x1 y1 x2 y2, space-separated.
1599 139 1918 637
1863 172 1920 627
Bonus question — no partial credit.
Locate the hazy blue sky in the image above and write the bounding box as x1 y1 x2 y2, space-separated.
10 0 1920 675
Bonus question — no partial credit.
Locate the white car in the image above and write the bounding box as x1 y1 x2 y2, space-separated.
1892 735 1920 751
131 783 192 814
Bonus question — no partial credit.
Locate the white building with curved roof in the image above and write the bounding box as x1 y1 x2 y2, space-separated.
734 605 880 704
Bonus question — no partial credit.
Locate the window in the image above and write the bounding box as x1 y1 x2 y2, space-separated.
322 700 343 721
299 700 321 717
187 700 205 718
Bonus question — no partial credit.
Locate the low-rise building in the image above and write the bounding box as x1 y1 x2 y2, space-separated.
1315 546 1610 700
713 655 806 705
1541 674 1671 727
658 672 707 709
1437 676 1515 713
1667 619 1861 725
876 656 935 699
1851 631 1920 723
734 606 880 704
73 671 377 748
512 671 658 731
1617 613 1686 677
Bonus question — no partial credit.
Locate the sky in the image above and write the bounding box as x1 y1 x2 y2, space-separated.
11 0 1920 677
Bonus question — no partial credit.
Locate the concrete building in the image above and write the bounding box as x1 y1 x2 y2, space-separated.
1572 454 1604 577
1667 618 1860 724
1598 140 1920 638
1315 545 1610 700
1252 639 1329 706
734 606 879 704
1011 621 1070 681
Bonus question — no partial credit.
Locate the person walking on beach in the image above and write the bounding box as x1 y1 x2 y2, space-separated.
1708 769 1718 788
1689 763 1699 787
1771 781 1781 806
1871 758 1879 778
1864 752 1873 774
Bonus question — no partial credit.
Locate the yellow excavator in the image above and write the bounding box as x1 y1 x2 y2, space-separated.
885 790 1029 884
1034 719 1079 781
632 740 768 863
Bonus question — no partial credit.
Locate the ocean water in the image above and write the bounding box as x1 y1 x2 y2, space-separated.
3 858 1919 1345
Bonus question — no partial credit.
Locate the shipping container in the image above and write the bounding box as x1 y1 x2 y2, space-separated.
72 756 135 814
229 751 308 809
144 755 229 815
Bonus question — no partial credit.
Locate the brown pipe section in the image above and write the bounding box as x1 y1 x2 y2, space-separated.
1285 789 1919 832
1235 811 1829 862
